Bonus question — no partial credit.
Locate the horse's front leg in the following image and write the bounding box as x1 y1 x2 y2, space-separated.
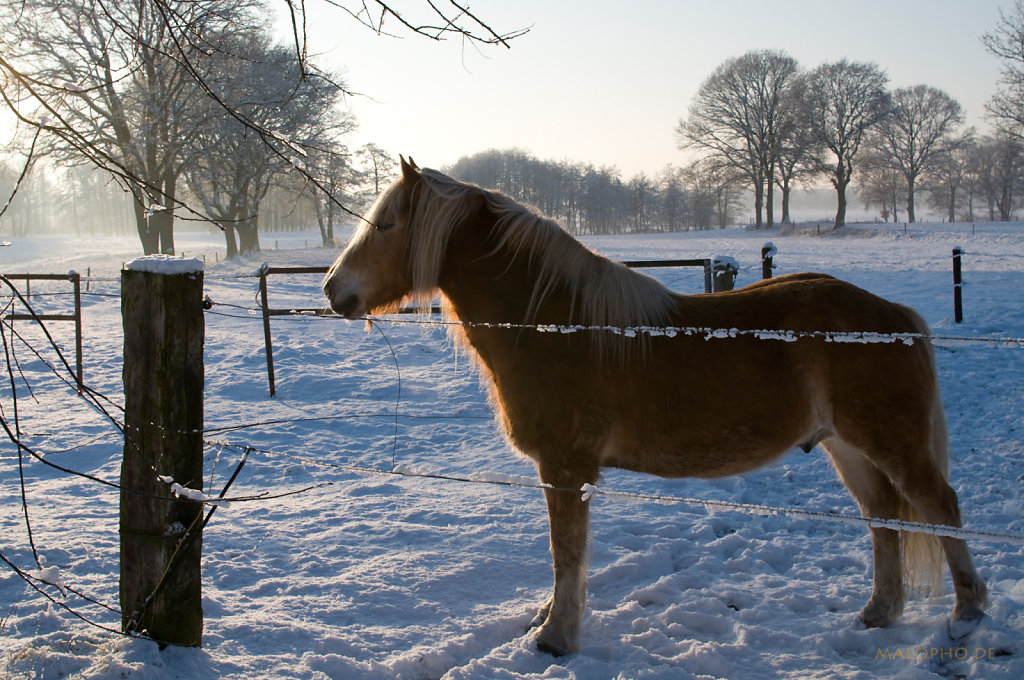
532 465 596 656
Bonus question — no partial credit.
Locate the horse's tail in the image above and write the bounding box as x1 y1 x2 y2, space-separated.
899 321 949 596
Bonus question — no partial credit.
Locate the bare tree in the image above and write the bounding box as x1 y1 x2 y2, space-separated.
0 0 261 253
774 93 822 225
974 133 1024 220
682 157 744 230
795 60 891 228
924 130 975 222
627 173 655 232
859 148 906 222
676 49 799 229
0 1 525 248
185 32 353 257
983 0 1024 137
656 165 688 232
872 85 964 222
305 141 363 247
357 143 397 196
957 139 984 222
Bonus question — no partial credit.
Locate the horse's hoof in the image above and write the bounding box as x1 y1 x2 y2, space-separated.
948 613 984 640
858 603 898 629
533 624 578 657
536 639 566 658
949 595 986 640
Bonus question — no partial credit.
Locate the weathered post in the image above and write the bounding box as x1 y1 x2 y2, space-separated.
761 243 776 280
120 256 205 647
258 264 277 397
711 255 739 292
952 246 964 323
71 271 82 395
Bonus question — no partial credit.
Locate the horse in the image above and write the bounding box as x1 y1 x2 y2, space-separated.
323 157 987 657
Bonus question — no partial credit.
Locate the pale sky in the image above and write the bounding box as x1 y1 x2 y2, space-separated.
298 0 1011 176
0 1 1010 180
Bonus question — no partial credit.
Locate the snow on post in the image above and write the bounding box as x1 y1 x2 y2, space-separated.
120 257 204 647
124 254 204 276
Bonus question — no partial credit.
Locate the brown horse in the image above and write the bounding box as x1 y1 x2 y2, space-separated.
323 157 987 656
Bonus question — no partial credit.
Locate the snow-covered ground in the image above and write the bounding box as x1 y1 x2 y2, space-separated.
1 221 1023 679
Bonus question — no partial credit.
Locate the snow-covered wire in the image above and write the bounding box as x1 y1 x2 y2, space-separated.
215 299 1024 348
357 313 1024 349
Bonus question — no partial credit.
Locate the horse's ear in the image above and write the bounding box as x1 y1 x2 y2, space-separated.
400 156 420 183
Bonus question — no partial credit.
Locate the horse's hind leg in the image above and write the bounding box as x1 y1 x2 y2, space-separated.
889 461 987 624
532 462 597 656
823 437 906 626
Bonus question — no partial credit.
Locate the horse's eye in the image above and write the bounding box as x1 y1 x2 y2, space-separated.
375 222 396 232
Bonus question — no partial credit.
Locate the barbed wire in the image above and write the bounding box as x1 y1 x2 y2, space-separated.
203 438 1024 547
226 303 1024 349
3 262 1024 652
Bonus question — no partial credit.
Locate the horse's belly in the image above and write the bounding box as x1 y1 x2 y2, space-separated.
598 391 826 479
601 438 797 479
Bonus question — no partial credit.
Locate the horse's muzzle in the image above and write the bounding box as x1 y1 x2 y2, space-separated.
323 276 365 319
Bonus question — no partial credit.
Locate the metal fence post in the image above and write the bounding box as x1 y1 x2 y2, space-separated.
258 264 277 397
953 247 964 323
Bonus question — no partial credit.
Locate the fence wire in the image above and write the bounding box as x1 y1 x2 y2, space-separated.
3 253 1024 651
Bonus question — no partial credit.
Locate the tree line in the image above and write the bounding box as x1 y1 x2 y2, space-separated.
8 2 1024 248
456 5 1024 233
445 149 743 235
679 2 1024 230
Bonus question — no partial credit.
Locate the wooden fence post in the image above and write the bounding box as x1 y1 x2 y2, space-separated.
120 256 205 647
761 243 776 280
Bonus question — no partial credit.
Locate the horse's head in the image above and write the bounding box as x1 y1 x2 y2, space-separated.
323 156 425 319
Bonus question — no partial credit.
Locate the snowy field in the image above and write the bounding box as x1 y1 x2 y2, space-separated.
1 221 1023 679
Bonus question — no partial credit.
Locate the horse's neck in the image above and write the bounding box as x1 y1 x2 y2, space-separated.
437 215 546 325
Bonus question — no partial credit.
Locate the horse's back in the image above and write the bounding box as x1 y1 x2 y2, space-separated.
686 272 930 337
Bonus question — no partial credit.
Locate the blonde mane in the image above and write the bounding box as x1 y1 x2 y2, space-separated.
395 168 676 331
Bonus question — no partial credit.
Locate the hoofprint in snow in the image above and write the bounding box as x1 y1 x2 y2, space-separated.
1 222 1022 679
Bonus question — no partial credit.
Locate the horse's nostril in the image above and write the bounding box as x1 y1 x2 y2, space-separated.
333 293 363 319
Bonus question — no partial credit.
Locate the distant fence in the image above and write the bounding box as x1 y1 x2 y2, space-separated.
0 272 83 394
250 244 992 395
255 255 766 397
